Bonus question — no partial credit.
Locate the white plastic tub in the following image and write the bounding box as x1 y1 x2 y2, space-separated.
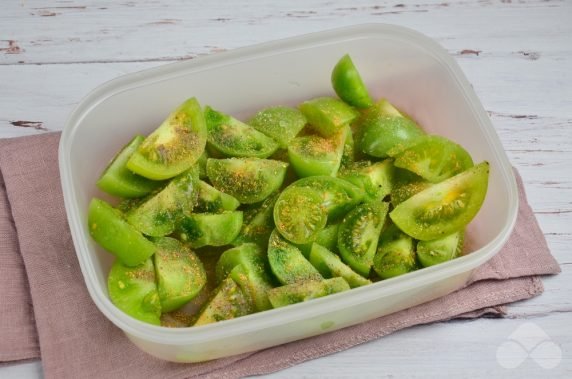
59 24 518 362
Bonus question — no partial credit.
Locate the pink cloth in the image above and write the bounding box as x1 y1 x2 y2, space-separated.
0 133 560 378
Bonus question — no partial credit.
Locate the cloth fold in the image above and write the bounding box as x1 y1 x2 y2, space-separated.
0 132 560 379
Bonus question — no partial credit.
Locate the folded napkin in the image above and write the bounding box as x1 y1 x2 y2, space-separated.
0 133 560 378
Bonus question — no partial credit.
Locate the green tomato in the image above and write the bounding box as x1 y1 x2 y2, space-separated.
267 229 323 285
206 158 288 204
193 278 253 326
417 230 464 268
339 159 394 201
267 277 349 309
127 97 207 180
248 106 307 148
331 54 373 109
390 161 489 240
274 186 328 244
373 224 417 279
299 97 359 137
288 126 347 177
309 243 371 288
96 135 163 198
107 258 161 325
204 105 279 158
232 192 279 248
392 135 474 183
176 211 243 248
88 198 155 267
195 180 240 213
153 237 206 313
338 201 389 277
126 168 199 237
391 167 433 206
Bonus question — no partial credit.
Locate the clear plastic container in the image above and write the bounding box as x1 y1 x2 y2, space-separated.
59 23 518 362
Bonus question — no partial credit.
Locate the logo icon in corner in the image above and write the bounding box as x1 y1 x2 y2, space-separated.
496 322 562 369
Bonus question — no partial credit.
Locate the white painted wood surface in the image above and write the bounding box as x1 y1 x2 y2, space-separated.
1 0 570 377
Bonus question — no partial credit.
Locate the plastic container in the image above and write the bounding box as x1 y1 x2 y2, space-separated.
59 24 518 362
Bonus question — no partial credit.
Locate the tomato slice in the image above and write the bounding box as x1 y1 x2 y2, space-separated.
391 167 432 206
358 99 424 158
390 161 489 240
392 135 474 183
248 106 307 148
125 168 198 237
206 158 288 204
338 201 389 277
232 192 279 248
339 159 394 202
274 186 328 244
299 97 359 137
176 211 243 248
127 97 207 180
107 258 161 325
153 237 206 312
309 243 371 288
88 198 156 266
417 230 464 267
195 180 240 213
267 229 323 285
96 135 163 198
289 176 365 221
373 224 417 279
204 106 279 158
288 126 347 177
331 54 373 109
267 277 350 308
193 278 253 326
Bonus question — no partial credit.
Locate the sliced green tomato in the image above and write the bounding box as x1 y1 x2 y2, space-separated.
390 161 489 241
176 211 243 248
274 187 327 244
88 198 156 267
195 180 240 213
267 277 350 309
417 230 464 267
299 97 359 137
96 135 163 198
339 159 394 201
359 99 424 158
296 223 340 258
392 135 474 183
373 224 417 279
267 229 323 285
197 150 209 179
338 201 389 277
127 97 207 180
193 277 253 326
206 158 288 204
331 54 373 109
248 106 307 148
108 258 161 325
309 243 371 288
153 237 206 312
216 243 274 311
340 128 355 170
204 106 280 158
290 176 365 222
232 192 279 248
126 169 198 237
391 168 432 206
288 126 347 177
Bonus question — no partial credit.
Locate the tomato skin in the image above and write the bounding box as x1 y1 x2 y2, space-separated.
288 127 347 178
390 161 489 241
88 198 156 267
417 230 464 268
127 97 207 180
267 277 350 308
97 135 163 198
373 224 417 279
309 243 371 288
107 258 161 325
176 211 243 248
331 54 373 109
248 106 307 148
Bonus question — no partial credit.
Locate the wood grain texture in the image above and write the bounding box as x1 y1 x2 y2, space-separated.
1 0 570 377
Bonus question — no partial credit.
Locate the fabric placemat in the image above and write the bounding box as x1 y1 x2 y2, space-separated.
0 132 560 378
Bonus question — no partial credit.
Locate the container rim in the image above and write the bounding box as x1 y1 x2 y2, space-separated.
59 23 519 345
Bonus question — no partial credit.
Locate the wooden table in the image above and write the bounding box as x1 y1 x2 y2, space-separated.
2 1 570 377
